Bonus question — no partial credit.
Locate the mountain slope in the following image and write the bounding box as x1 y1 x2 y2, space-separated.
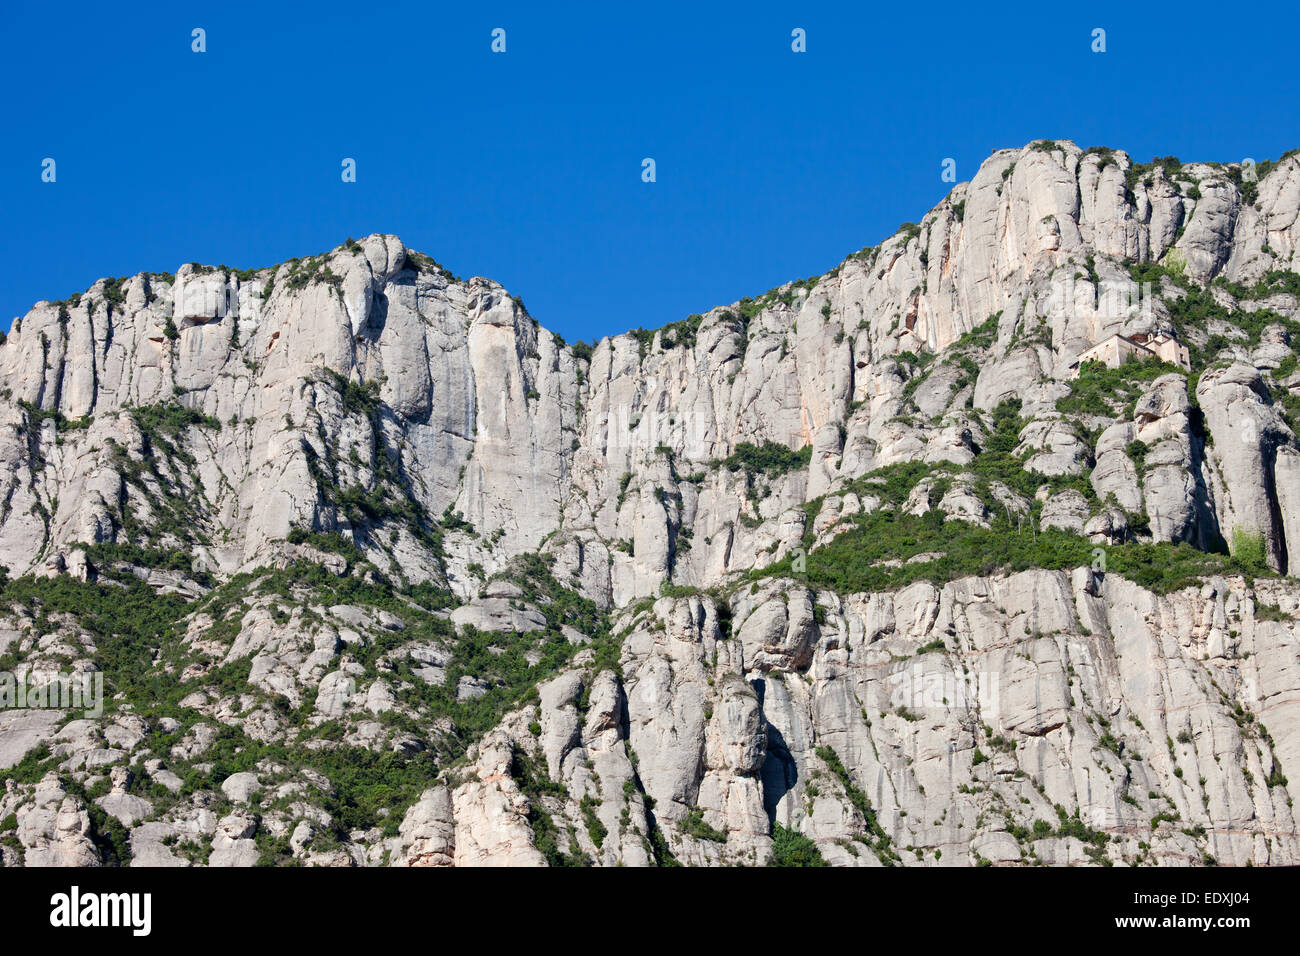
2 140 1300 867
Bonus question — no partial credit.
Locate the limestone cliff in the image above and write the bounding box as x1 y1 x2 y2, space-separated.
3 140 1300 867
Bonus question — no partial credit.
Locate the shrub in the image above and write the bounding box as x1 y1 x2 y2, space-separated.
580 796 607 850
769 824 827 867
681 808 726 843
131 401 221 436
1125 439 1149 473
1056 357 1181 418
1230 528 1268 574
717 441 812 478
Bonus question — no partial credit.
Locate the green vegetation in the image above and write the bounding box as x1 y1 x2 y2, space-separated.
75 541 212 586
1129 262 1300 370
1125 155 1183 196
1226 165 1259 206
1246 149 1299 189
580 796 607 850
756 397 1266 597
1254 602 1293 622
1125 439 1150 474
17 400 91 434
64 778 132 864
626 312 705 358
713 440 813 507
759 468 1258 595
681 808 727 843
1054 804 1111 864
659 313 704 351
132 402 221 436
406 249 460 283
0 539 620 849
78 401 225 556
1056 356 1183 418
0 572 192 729
762 492 1255 597
304 367 450 562
815 745 897 864
1214 269 1300 302
1230 529 1268 575
0 745 55 787
769 824 827 866
285 528 366 567
716 441 812 479
511 750 589 866
317 368 381 416
282 255 344 295
401 553 620 736
953 312 1000 352
101 277 128 315
1082 146 1118 171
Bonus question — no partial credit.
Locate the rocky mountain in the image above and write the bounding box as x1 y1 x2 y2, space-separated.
3 139 1300 867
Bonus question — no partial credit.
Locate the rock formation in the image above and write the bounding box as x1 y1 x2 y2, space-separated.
3 140 1300 866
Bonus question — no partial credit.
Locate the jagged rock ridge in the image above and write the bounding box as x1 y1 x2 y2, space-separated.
2 140 1300 866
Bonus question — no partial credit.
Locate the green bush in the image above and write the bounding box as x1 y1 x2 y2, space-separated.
680 808 727 843
1056 357 1181 418
769 824 827 867
717 441 812 478
1230 528 1268 574
132 402 221 436
814 745 895 862
580 796 608 850
1125 439 1149 473
17 400 91 433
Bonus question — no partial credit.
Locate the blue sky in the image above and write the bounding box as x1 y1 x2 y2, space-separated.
3 1 1299 342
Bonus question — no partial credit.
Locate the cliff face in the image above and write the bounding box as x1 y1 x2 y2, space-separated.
3 140 1300 867
5 143 1300 594
387 571 1300 868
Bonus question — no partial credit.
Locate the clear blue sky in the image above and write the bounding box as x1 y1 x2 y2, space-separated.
3 1 1299 342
